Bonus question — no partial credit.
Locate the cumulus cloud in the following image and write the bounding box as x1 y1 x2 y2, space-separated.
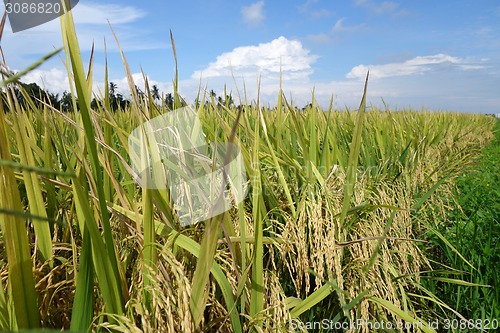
346 54 485 79
241 1 265 27
192 36 317 80
21 68 71 94
186 36 322 105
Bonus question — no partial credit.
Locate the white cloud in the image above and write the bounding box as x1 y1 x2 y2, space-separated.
354 0 408 16
186 50 494 112
109 73 172 98
299 0 319 10
346 54 484 79
332 18 346 33
186 36 320 105
298 0 335 18
1 2 164 71
19 60 499 114
192 36 317 80
307 18 364 43
310 9 335 18
14 48 498 114
373 1 399 14
472 26 500 51
73 3 147 25
332 18 361 33
21 68 71 94
241 1 265 27
5 3 146 34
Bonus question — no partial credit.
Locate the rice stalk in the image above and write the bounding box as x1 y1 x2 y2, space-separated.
0 86 40 330
60 5 125 321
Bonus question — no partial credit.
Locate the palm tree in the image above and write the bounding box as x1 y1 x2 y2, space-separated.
109 81 117 96
164 93 174 110
60 91 74 112
151 84 160 102
47 92 60 109
106 82 118 110
135 85 144 101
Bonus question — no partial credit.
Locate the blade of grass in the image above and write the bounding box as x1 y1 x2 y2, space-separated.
412 176 448 212
169 232 243 333
11 110 53 263
289 283 334 318
427 226 477 270
170 30 182 109
43 108 57 236
0 89 40 330
249 84 265 320
0 277 9 330
142 173 156 314
420 276 489 287
369 296 436 333
60 5 124 315
338 72 369 231
102 38 115 204
69 229 94 332
71 165 125 317
190 105 245 328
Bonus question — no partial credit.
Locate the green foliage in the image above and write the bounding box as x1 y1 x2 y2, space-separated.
423 119 500 325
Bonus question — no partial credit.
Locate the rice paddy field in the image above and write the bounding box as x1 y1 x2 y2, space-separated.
0 10 499 333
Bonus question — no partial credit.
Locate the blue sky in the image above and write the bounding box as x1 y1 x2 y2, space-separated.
2 0 500 112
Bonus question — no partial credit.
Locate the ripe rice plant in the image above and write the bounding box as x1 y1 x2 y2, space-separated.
0 7 497 333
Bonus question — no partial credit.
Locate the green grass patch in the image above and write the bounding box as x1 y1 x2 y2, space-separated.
424 119 500 327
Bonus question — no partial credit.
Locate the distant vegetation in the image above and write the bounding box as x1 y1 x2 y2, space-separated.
1 80 317 114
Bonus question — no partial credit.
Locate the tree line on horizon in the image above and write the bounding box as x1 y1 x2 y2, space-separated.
0 81 253 112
